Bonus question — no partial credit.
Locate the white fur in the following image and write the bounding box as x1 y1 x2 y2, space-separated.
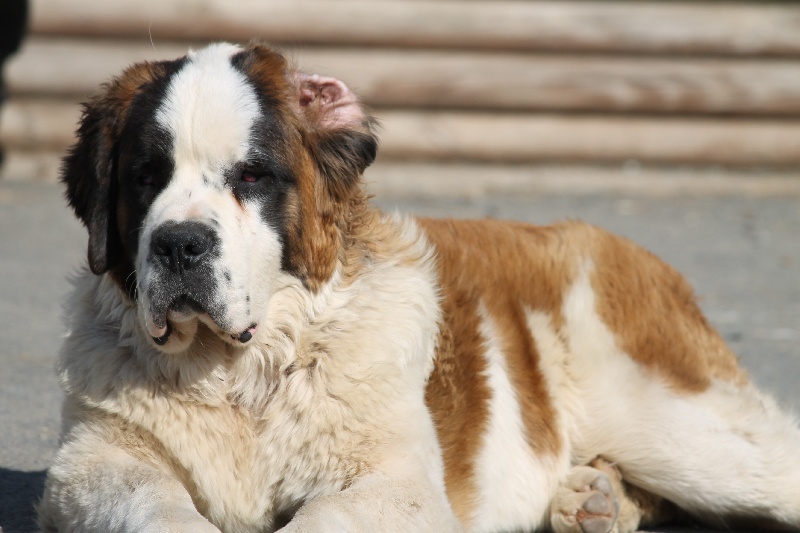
526 310 584 458
137 43 283 346
157 43 258 167
41 198 464 532
470 306 567 532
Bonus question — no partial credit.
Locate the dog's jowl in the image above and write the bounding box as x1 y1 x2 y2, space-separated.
39 43 800 533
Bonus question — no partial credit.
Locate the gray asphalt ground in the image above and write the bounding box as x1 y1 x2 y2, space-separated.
1 178 798 532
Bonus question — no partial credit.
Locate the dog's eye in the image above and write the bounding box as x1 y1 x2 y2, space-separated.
239 169 275 185
136 174 156 188
240 172 259 184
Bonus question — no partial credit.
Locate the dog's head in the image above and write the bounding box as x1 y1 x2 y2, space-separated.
63 43 377 352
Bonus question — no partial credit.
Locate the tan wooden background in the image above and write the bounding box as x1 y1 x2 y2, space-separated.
3 0 800 195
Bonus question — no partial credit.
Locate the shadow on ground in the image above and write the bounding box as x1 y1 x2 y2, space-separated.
0 468 45 532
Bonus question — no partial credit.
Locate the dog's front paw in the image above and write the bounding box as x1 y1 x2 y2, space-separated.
136 509 223 533
550 463 620 533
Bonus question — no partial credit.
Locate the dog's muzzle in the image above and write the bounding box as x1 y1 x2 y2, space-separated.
142 221 258 347
146 220 224 344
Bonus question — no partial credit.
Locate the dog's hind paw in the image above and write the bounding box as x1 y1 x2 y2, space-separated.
550 461 621 533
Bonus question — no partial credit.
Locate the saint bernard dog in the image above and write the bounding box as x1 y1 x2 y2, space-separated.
39 42 800 533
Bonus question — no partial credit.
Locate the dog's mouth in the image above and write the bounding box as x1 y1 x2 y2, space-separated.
167 294 205 319
147 294 258 347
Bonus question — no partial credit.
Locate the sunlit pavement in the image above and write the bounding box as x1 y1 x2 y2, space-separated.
1 179 797 532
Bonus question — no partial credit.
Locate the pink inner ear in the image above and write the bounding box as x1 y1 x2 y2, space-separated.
296 73 365 128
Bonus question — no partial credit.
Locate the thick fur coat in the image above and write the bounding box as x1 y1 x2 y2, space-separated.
39 43 800 533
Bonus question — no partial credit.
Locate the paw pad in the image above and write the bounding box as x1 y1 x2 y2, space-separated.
551 467 620 533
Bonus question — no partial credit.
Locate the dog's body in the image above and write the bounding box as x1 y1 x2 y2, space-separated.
39 43 800 533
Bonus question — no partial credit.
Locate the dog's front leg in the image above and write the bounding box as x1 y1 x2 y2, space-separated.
280 470 462 533
39 431 220 533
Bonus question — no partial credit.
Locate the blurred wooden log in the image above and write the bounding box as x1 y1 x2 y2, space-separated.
8 39 800 115
5 39 188 98
302 50 800 115
0 150 63 183
364 162 800 199
0 98 81 149
8 1 800 185
4 98 800 166
29 0 800 57
377 112 800 166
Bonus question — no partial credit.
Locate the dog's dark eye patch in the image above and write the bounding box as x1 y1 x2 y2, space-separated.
122 150 172 203
236 164 276 186
119 115 173 187
225 155 293 200
222 148 296 272
116 122 175 260
132 157 170 188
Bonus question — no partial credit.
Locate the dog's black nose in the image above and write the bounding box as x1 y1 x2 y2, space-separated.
150 221 217 275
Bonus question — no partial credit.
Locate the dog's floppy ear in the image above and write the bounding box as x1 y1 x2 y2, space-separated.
62 96 123 275
62 61 170 275
294 72 378 200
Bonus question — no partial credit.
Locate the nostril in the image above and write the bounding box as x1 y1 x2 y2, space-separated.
150 222 217 274
182 239 210 269
152 239 177 272
185 241 208 257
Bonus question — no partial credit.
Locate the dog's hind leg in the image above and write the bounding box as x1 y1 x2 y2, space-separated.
556 255 800 529
583 378 800 530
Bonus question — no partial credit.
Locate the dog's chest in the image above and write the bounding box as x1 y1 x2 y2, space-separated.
141 365 368 530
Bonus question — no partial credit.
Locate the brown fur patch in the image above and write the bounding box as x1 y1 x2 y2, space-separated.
420 218 572 523
589 226 747 391
234 44 340 291
235 43 378 292
289 153 342 292
423 273 491 524
103 61 176 128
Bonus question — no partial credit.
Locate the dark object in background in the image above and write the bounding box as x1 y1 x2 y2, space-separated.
0 0 29 169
